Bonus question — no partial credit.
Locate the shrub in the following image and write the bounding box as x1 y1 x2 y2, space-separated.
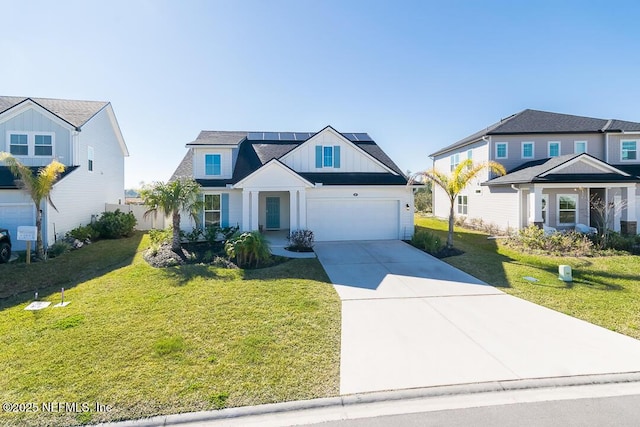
149 228 172 245
287 229 314 252
184 228 203 243
224 231 271 268
205 225 239 244
66 224 98 242
506 225 594 256
47 241 72 258
93 209 137 239
411 229 442 255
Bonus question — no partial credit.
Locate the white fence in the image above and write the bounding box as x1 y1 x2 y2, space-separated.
104 204 165 230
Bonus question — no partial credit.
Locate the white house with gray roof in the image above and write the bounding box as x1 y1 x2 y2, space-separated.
430 109 640 234
171 125 414 241
0 96 129 250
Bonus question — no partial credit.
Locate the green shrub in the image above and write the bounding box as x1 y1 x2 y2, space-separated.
66 224 98 241
149 228 172 245
287 229 314 251
506 225 594 256
224 231 271 268
93 210 137 239
47 241 72 258
184 228 203 243
411 229 442 255
205 225 239 244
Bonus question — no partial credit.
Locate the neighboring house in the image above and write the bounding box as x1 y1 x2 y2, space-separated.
0 96 128 250
170 126 414 241
430 109 640 234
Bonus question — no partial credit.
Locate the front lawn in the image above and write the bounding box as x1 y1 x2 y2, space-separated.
415 216 640 340
0 234 340 426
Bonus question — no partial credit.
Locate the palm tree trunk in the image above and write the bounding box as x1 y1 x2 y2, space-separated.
447 198 455 249
35 205 45 259
172 212 181 251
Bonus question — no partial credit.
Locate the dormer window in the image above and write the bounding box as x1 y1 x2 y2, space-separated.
9 134 28 155
8 132 54 156
35 135 52 156
315 145 341 168
205 154 221 175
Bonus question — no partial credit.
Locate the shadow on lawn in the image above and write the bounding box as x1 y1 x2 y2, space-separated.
159 264 222 286
0 232 144 310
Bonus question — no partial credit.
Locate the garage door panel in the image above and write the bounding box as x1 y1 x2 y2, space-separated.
307 199 399 241
0 204 35 251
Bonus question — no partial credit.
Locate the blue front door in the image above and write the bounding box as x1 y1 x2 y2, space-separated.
266 197 280 229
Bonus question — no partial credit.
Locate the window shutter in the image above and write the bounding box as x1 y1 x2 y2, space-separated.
221 193 229 227
315 145 323 168
333 146 340 168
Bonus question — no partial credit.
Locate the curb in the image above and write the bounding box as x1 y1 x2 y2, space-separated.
96 371 640 426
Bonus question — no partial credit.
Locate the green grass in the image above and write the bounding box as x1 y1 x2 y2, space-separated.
0 234 340 426
415 215 640 340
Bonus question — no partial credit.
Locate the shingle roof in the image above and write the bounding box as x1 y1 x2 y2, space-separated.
172 129 407 186
0 96 109 129
0 165 79 189
484 153 640 186
431 109 640 157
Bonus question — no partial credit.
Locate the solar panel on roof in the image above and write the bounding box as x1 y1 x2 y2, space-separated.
279 132 295 141
263 132 279 140
294 132 311 141
353 133 372 141
247 132 264 140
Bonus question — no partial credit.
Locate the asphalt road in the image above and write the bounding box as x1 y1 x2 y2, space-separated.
311 394 640 427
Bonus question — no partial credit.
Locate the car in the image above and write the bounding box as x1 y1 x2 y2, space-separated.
0 228 11 263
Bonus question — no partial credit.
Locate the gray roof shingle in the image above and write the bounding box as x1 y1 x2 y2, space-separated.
431 109 640 157
0 96 109 129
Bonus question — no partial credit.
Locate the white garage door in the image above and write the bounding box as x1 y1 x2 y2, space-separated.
0 204 35 251
307 199 399 241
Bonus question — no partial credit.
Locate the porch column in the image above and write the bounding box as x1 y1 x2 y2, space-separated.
528 185 543 228
250 190 259 231
298 189 307 229
289 189 298 231
242 189 251 231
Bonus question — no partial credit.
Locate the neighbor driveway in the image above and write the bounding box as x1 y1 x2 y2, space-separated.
314 240 640 395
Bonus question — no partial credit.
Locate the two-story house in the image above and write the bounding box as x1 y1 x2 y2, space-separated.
430 109 640 235
0 96 129 250
170 125 414 241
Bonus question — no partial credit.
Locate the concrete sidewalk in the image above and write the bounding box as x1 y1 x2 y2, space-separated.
313 240 640 395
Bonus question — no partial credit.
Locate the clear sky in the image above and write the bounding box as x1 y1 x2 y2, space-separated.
3 0 640 188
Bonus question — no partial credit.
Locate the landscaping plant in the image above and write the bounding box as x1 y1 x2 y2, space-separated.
224 231 271 268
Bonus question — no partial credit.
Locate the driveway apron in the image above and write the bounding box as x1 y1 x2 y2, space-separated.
314 240 640 395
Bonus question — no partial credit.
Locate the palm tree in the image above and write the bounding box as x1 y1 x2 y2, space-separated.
0 153 66 259
140 178 203 251
414 159 506 249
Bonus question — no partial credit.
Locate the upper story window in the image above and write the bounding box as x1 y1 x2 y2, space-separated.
205 154 221 175
450 153 460 171
466 149 472 170
495 143 507 159
8 132 54 157
521 142 534 159
88 146 94 172
548 141 560 157
9 134 28 156
574 141 587 154
315 145 341 168
621 140 637 161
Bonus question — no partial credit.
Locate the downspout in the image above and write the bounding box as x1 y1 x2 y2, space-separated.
511 184 522 229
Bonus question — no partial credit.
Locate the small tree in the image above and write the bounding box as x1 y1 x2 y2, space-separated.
590 194 627 249
140 178 203 251
413 159 505 248
0 153 65 259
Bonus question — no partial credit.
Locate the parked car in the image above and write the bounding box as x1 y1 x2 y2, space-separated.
0 228 11 263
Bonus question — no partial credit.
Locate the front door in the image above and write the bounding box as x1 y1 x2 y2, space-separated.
266 197 280 229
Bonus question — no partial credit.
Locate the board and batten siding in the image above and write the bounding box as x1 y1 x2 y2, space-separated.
280 130 388 173
192 147 234 179
46 107 125 244
0 107 72 167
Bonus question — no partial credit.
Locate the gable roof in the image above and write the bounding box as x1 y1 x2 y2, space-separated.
484 153 640 186
431 109 640 157
0 96 110 130
172 128 407 186
0 165 79 189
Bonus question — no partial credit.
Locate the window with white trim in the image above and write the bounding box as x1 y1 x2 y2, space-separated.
88 146 94 172
34 135 52 156
548 141 560 157
450 153 460 171
457 195 468 215
495 143 507 159
521 142 534 159
558 194 577 225
621 140 637 161
574 141 587 154
205 154 221 175
204 194 221 226
9 134 28 156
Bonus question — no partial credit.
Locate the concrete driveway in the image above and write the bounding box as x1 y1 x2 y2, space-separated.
314 240 640 395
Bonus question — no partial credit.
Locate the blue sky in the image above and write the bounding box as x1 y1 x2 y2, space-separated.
3 0 640 188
